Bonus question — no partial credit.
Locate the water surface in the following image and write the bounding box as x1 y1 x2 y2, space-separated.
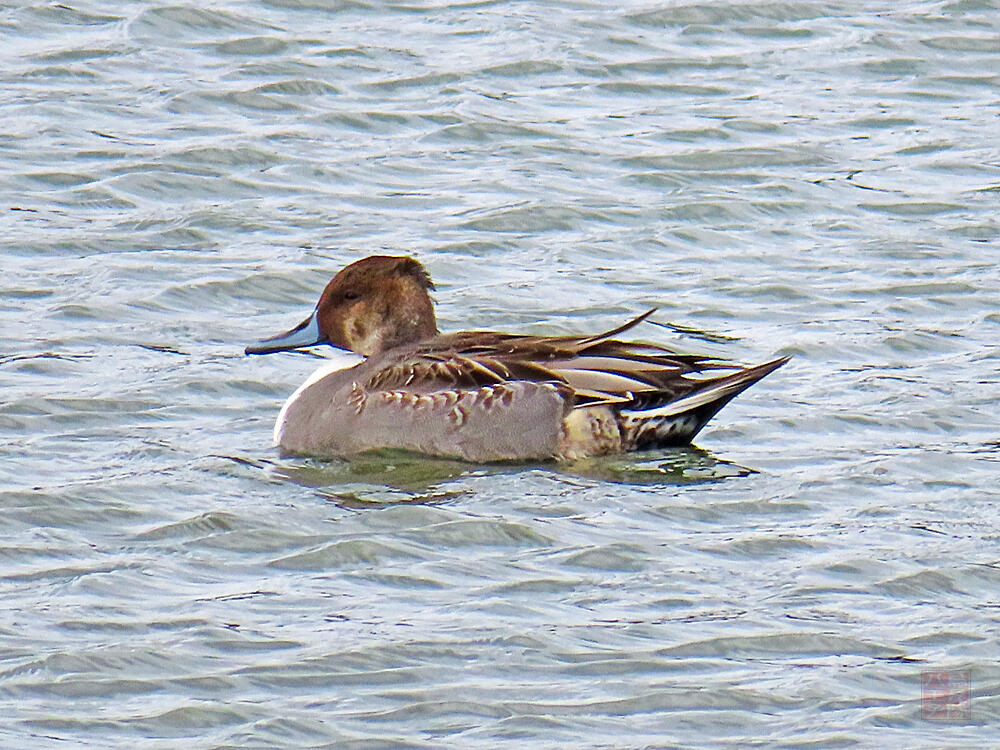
2 0 999 747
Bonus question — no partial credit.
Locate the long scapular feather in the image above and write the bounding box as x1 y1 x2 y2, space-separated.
575 308 658 346
548 355 677 373
550 368 660 393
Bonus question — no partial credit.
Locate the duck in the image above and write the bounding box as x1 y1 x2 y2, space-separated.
245 255 788 462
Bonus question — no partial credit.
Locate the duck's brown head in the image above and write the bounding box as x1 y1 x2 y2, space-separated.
246 255 439 357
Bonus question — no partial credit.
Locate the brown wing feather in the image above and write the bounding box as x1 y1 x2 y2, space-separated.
360 311 760 411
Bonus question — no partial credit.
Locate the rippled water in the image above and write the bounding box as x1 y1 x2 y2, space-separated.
2 0 999 746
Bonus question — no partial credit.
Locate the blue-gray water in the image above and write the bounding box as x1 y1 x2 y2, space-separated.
2 1 999 747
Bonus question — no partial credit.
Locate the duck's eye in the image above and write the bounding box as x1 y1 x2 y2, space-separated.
343 290 360 302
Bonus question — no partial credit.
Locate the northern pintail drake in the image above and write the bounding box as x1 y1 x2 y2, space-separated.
246 255 788 462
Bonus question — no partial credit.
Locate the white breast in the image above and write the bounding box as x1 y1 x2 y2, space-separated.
273 351 365 446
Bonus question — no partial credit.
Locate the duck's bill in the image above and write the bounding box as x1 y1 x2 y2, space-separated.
245 311 327 355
